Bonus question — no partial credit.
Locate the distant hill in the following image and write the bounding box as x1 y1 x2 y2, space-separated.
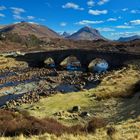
67 26 106 41
0 22 61 39
61 32 71 38
0 25 5 29
118 35 140 42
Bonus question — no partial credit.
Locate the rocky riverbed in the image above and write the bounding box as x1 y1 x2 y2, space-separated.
0 66 105 108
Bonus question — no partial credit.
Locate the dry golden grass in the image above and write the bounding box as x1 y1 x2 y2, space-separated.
1 117 140 140
89 67 140 98
0 56 27 69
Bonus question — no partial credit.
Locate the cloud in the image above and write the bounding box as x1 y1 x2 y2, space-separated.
98 0 109 5
38 18 46 22
88 9 108 15
28 22 39 25
60 22 67 26
27 16 35 20
122 8 128 12
130 20 140 25
97 27 115 32
11 7 25 15
107 18 117 21
130 10 140 14
0 6 6 10
116 25 133 29
0 13 5 17
62 2 84 10
13 15 35 21
76 20 104 25
87 0 95 7
111 31 140 37
13 14 24 20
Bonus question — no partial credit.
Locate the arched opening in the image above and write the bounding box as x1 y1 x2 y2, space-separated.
60 55 81 71
44 57 55 68
88 58 109 73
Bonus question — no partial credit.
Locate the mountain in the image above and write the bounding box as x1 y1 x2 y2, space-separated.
118 35 140 42
67 26 106 41
61 32 71 38
0 25 5 29
0 21 61 39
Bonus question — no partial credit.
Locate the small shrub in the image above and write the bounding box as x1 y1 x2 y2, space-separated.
106 126 116 136
0 109 85 137
86 117 106 133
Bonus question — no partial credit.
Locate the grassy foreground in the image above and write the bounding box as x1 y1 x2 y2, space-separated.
20 66 140 119
0 59 140 139
0 117 140 140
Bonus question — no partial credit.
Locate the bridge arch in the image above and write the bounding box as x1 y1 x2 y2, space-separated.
88 58 109 73
60 55 82 70
44 57 55 68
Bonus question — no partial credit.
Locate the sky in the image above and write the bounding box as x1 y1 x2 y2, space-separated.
0 0 140 39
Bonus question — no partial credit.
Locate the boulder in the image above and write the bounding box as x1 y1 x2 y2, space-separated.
80 111 90 117
72 106 81 112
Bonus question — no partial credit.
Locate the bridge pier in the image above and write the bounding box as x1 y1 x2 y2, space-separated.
27 60 45 68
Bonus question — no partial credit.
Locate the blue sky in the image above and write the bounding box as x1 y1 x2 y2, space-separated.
0 0 140 39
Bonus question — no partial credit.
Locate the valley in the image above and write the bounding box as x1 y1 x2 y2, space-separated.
0 22 140 140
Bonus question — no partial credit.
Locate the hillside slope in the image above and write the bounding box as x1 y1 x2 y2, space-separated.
0 22 61 39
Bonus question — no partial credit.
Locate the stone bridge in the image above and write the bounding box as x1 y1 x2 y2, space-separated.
10 49 140 70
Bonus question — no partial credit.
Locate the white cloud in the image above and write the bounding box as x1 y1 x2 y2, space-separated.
116 25 133 29
130 10 140 14
60 22 67 26
13 14 24 20
38 18 46 22
118 16 122 19
122 8 128 12
0 13 5 17
28 22 39 25
124 22 129 25
76 20 104 25
107 18 117 21
0 6 6 11
130 20 140 25
27 16 35 20
13 15 36 21
62 3 84 10
11 7 25 15
98 0 109 5
111 31 140 37
97 27 115 32
87 0 95 7
88 9 108 15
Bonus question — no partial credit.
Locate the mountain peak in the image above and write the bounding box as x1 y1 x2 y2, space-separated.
62 32 70 38
67 26 106 41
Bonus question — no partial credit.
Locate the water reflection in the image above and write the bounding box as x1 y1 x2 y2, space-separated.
93 62 108 73
66 64 82 71
48 63 55 68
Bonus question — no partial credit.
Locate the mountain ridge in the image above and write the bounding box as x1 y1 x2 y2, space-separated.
118 35 140 42
67 26 106 41
0 22 61 39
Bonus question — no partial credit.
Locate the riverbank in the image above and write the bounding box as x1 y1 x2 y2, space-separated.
0 55 140 139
